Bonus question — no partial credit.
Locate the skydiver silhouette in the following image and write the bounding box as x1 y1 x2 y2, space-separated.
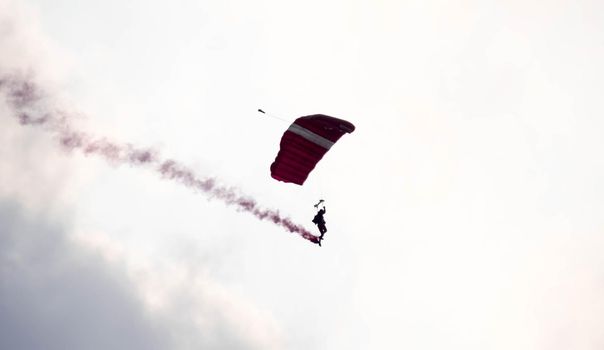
312 205 327 243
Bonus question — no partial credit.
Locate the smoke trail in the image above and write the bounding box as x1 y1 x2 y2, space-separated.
0 73 320 245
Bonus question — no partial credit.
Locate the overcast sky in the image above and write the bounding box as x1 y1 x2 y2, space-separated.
1 0 604 349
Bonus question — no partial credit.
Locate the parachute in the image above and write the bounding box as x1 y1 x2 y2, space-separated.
270 114 355 185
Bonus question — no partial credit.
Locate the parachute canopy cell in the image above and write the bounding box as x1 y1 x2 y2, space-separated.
270 114 355 185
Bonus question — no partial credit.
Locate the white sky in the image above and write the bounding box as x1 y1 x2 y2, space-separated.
1 0 604 348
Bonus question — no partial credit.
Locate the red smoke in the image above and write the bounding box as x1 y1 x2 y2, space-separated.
0 74 320 245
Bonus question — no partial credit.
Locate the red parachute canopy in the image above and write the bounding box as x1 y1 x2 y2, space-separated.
270 114 355 185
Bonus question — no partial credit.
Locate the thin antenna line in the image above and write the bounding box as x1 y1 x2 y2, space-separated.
257 109 290 123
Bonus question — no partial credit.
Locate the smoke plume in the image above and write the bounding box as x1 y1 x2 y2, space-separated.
0 73 320 245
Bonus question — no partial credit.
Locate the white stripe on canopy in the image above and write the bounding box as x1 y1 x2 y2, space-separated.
287 123 334 150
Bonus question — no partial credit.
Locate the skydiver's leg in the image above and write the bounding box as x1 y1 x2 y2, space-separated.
318 224 327 238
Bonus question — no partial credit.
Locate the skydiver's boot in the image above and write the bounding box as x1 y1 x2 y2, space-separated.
318 239 322 247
